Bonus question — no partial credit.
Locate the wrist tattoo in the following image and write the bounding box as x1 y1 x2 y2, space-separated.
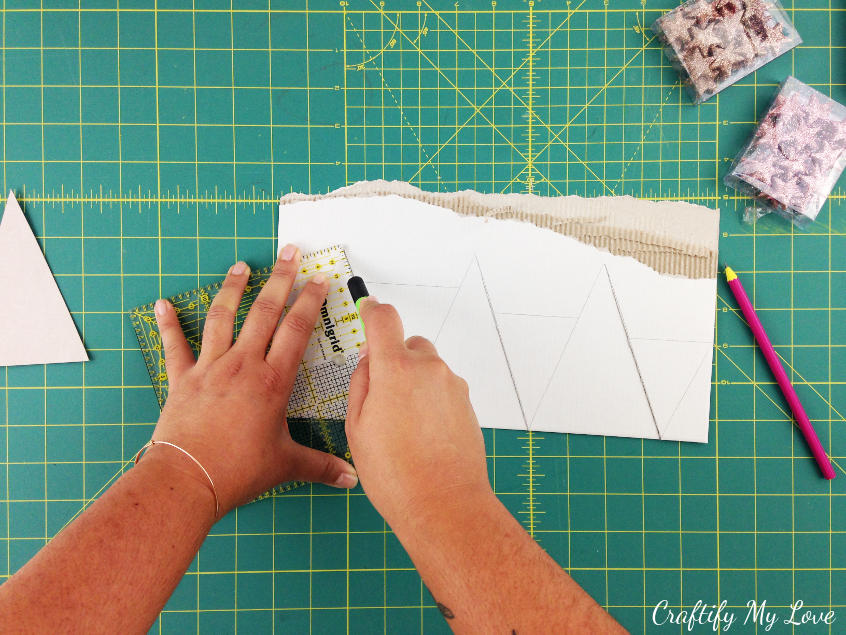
436 601 455 619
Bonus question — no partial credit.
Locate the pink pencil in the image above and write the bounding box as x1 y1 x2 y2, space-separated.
725 266 836 480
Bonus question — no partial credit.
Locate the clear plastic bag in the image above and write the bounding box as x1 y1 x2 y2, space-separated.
725 76 846 227
652 0 801 104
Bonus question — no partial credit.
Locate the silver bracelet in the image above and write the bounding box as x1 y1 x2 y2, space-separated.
134 439 220 518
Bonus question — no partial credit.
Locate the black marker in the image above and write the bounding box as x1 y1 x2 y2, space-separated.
348 276 369 311
348 276 369 339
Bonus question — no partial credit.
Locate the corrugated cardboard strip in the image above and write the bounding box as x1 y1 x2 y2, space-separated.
279 180 720 279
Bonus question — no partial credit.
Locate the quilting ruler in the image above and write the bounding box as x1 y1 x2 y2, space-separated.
129 245 365 496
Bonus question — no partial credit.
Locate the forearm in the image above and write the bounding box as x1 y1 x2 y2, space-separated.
393 490 625 634
0 447 215 632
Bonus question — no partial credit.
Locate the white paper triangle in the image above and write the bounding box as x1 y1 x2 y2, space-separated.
660 351 713 443
497 313 576 424
631 339 712 439
0 192 88 366
532 268 657 438
435 260 526 431
605 259 716 342
475 218 603 317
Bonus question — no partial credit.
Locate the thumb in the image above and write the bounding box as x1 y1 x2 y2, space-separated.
289 444 359 489
346 344 370 429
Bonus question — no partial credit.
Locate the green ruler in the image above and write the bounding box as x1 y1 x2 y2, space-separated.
129 245 365 496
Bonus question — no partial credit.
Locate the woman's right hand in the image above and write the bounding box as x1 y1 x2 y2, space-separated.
345 298 494 533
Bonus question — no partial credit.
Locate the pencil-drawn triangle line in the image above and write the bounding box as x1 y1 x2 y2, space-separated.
529 266 605 429
606 267 662 440
433 258 475 344
658 349 712 440
359 281 461 289
496 311 583 319
476 255 527 430
631 336 714 344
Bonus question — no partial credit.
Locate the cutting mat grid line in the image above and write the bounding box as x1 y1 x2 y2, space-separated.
0 1 844 633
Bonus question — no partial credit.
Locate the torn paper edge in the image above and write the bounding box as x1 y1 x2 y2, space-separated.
280 180 721 279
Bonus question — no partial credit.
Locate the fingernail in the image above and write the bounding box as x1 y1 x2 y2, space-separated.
358 342 369 359
333 468 358 489
231 261 248 275
154 299 168 316
311 273 327 286
280 243 298 261
363 296 378 306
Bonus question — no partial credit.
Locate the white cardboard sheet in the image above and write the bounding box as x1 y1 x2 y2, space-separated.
279 195 716 443
0 192 88 366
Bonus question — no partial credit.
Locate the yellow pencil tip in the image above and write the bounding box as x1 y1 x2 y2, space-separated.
725 266 737 282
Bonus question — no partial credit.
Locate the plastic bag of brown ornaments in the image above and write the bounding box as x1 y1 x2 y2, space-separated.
725 77 846 227
652 0 801 104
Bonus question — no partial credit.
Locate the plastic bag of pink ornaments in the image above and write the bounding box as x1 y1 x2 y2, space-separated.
725 77 846 227
652 0 801 104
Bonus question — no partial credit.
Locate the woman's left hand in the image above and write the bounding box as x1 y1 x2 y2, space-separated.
146 244 358 516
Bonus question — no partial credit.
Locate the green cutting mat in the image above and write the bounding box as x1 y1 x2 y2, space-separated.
1 1 844 633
